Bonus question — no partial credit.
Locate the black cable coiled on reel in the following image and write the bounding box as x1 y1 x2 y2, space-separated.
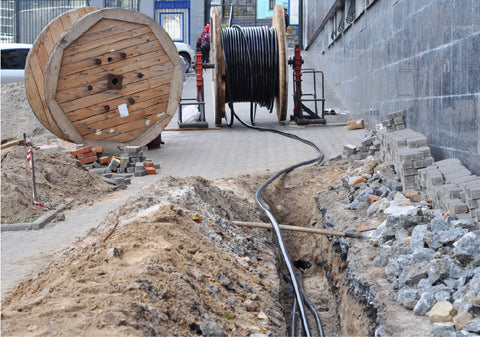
222 25 279 125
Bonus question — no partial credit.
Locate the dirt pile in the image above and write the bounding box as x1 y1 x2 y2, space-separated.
1 176 286 336
1 145 114 224
1 83 56 144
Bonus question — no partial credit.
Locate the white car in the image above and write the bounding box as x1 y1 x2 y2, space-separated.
174 42 195 72
1 43 32 84
1 42 195 84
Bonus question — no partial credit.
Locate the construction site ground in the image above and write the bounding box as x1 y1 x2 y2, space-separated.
1 51 434 336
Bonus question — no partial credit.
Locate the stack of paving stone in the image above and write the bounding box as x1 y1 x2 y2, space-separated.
88 146 160 189
378 128 434 190
343 134 381 160
417 159 480 223
382 110 406 131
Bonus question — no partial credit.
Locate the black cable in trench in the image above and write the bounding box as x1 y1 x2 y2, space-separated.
221 24 326 337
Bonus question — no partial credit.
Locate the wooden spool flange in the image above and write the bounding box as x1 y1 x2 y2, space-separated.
25 7 183 150
211 4 287 125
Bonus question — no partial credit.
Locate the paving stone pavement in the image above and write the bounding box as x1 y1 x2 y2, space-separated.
1 50 366 297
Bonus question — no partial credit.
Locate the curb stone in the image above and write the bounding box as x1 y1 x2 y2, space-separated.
1 200 74 232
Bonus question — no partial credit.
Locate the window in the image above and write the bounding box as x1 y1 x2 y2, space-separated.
269 0 275 10
160 12 184 41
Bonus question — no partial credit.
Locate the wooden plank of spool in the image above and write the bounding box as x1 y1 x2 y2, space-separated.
272 5 288 121
210 6 226 126
56 66 172 105
35 7 182 150
25 7 101 140
66 82 171 123
57 49 173 94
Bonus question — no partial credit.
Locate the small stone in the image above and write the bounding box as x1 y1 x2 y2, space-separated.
464 318 480 333
27 325 38 332
438 228 467 245
403 189 422 203
414 292 434 316
410 225 427 249
430 323 456 337
367 195 381 205
187 267 203 281
427 257 451 284
56 212 66 221
352 176 367 186
397 287 417 309
200 318 226 337
242 284 255 294
454 311 473 331
429 302 458 323
454 232 480 265
233 245 245 256
435 291 451 303
245 299 259 312
219 273 231 287
208 284 218 293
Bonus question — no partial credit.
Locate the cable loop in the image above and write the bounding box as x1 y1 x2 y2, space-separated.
221 25 278 111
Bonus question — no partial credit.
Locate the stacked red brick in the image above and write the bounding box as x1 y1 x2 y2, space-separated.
69 146 104 164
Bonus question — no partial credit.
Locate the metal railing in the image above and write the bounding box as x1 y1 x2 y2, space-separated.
1 0 139 43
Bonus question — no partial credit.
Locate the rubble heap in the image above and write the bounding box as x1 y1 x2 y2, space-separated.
336 155 480 336
342 110 479 226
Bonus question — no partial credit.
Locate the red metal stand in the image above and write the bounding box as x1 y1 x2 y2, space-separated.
178 51 208 128
288 45 326 125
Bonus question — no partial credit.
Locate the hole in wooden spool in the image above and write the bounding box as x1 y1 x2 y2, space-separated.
94 59 102 65
104 105 110 111
120 52 127 59
108 57 113 62
137 73 144 78
128 98 135 105
87 85 93 91
107 74 123 90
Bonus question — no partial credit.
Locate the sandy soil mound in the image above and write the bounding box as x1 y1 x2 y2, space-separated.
1 83 57 145
1 176 287 337
1 146 114 224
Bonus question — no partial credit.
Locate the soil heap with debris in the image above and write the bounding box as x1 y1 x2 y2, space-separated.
1 146 114 224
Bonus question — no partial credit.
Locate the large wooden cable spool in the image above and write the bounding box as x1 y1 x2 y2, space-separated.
210 5 287 125
25 7 183 150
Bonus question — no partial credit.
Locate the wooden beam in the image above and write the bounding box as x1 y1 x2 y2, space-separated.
232 221 367 239
1 139 25 150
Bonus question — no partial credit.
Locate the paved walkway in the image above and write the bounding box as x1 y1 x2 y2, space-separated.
1 50 366 297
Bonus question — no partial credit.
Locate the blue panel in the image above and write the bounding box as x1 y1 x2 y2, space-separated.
155 1 190 10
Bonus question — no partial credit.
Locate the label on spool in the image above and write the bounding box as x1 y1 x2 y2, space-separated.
118 103 129 118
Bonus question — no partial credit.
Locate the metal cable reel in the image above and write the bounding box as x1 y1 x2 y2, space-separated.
210 5 288 127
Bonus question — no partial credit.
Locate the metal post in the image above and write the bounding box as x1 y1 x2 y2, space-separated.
14 0 21 43
29 146 38 202
298 0 303 50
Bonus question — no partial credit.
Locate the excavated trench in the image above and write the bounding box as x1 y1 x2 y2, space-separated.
263 165 379 336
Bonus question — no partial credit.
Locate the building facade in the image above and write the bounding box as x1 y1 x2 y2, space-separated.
305 0 480 175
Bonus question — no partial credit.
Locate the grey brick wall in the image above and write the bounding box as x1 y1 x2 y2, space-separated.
306 0 480 176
